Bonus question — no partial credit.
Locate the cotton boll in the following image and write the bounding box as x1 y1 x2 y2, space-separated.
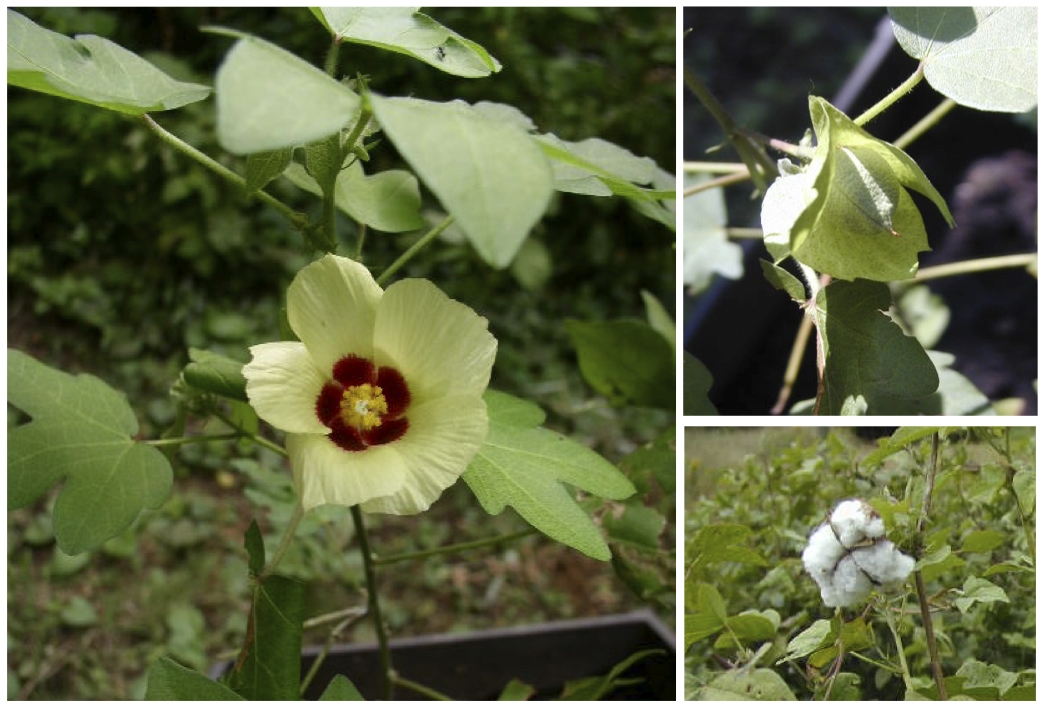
830 499 884 547
802 524 845 580
827 554 873 607
852 540 915 585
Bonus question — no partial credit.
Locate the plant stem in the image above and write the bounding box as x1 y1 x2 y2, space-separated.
140 114 306 230
324 38 341 77
373 528 536 566
683 161 747 174
260 502 305 580
771 312 814 415
854 62 925 127
683 169 750 197
351 505 393 700
376 215 455 286
883 598 915 693
725 227 764 240
212 408 289 458
145 432 239 447
300 611 363 697
893 98 957 150
913 433 947 699
392 674 453 701
684 67 778 189
906 253 1037 283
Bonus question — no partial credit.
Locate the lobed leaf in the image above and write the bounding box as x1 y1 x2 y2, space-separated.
370 96 553 268
145 658 245 700
8 349 173 555
890 7 1037 113
7 9 211 114
214 31 360 154
311 7 500 78
565 319 674 410
226 575 304 699
462 390 636 561
814 279 938 414
282 161 424 234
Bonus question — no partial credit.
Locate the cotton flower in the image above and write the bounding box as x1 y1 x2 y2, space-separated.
243 254 497 514
802 498 914 607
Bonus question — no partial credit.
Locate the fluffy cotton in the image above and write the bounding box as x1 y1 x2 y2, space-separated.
802 498 915 608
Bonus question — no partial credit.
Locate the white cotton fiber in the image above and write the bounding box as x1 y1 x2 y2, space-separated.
802 498 915 608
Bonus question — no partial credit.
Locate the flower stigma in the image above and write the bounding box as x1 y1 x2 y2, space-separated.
341 383 387 431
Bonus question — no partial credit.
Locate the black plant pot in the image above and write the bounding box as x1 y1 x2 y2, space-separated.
214 610 675 700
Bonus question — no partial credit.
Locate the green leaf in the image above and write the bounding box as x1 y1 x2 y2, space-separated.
687 523 766 572
245 149 293 193
696 668 797 700
227 575 304 699
7 10 210 114
954 576 1010 614
870 351 995 415
956 659 1018 698
618 427 676 495
1012 467 1034 516
318 675 364 700
311 7 500 78
716 610 780 648
282 161 424 234
782 619 834 662
244 521 265 577
814 279 939 414
603 501 666 551
557 649 662 700
8 349 173 555
863 427 941 465
181 348 248 402
760 259 807 302
369 95 553 268
214 32 360 154
462 391 636 561
684 174 742 295
498 678 535 701
685 611 725 649
640 290 676 349
683 353 718 415
564 319 674 409
145 658 245 700
890 7 1037 113
763 96 953 282
960 530 1006 554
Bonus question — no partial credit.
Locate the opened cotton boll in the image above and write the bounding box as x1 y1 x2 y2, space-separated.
802 498 915 608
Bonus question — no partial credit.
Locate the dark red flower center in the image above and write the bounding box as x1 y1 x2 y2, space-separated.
315 355 410 452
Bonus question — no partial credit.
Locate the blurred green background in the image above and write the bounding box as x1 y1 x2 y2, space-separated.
7 8 675 699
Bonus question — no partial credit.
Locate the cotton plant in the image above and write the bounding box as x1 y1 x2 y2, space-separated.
6 8 676 701
802 499 915 608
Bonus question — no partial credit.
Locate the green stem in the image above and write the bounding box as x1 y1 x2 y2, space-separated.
376 215 455 286
300 609 364 697
373 528 536 566
324 39 341 77
145 432 239 447
725 227 765 240
683 169 750 197
683 161 747 174
392 674 453 701
915 434 947 700
351 505 393 700
906 253 1037 283
212 409 289 458
140 114 306 230
893 98 957 150
854 63 925 127
883 598 915 693
259 502 305 580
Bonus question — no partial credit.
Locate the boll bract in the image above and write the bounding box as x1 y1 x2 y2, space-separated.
801 498 914 608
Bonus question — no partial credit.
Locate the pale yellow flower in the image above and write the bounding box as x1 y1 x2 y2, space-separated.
244 254 496 514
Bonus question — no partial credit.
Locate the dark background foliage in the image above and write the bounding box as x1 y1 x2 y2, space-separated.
7 8 674 699
683 8 1037 415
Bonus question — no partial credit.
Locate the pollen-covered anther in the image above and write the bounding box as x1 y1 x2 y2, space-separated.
340 383 388 431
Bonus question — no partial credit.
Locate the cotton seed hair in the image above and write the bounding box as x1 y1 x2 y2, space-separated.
801 499 915 608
